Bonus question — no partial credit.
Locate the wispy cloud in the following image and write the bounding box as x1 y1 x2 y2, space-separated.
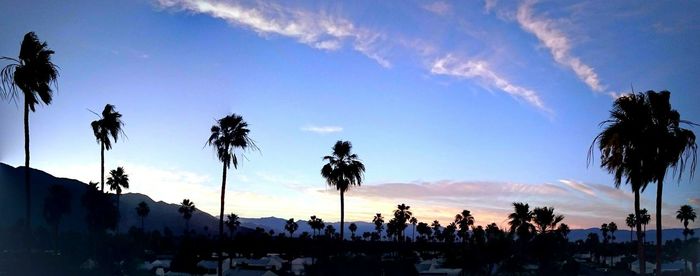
422 1 451 16
559 179 596 196
516 0 604 93
156 0 391 67
430 55 550 112
689 198 700 206
301 125 343 134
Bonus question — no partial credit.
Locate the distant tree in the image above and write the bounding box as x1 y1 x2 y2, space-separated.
443 222 457 243
386 218 399 241
362 231 371 241
455 209 475 243
207 113 257 276
409 217 418 241
285 218 298 237
90 104 125 192
508 202 535 241
324 225 336 238
1 32 59 233
135 201 150 231
532 206 564 233
393 204 412 241
677 205 697 241
107 166 129 232
81 181 117 234
349 223 357 239
556 223 570 240
373 213 384 240
225 213 240 239
178 199 196 234
608 222 618 242
639 208 651 242
416 222 432 241
473 225 486 245
625 214 636 241
321 141 365 240
308 215 324 237
431 220 442 242
43 185 71 249
600 223 610 244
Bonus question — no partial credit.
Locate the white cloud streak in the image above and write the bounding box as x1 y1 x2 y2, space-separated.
431 55 550 112
301 125 343 134
422 1 451 16
516 0 604 92
156 0 391 67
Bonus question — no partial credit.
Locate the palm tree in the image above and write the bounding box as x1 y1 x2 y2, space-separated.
225 213 240 239
455 210 475 243
135 201 150 231
508 202 535 241
207 113 257 276
107 166 129 231
43 185 71 249
178 199 195 234
589 93 655 274
321 141 366 240
285 218 299 237
532 206 564 234
91 104 125 192
1 32 59 233
393 203 412 241
410 217 418 241
324 225 336 238
677 205 696 240
373 213 384 240
416 222 432 241
349 223 358 240
639 208 651 241
626 214 636 241
431 220 442 242
608 222 618 242
643 91 698 273
308 215 323 237
556 223 570 239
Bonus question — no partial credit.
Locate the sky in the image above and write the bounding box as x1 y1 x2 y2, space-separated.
1 0 699 229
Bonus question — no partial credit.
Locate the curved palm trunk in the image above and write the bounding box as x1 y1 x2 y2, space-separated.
24 100 31 238
340 190 345 241
218 163 227 276
655 176 664 275
100 142 105 192
635 189 646 275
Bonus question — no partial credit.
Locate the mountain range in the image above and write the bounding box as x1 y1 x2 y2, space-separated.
1 163 696 241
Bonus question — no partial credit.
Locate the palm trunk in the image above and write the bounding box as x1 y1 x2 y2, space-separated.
100 142 105 192
116 193 120 233
635 189 646 275
684 229 688 273
655 175 664 275
630 227 633 242
340 190 345 241
218 162 227 276
24 100 31 240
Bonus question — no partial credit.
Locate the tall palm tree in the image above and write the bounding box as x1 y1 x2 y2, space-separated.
321 140 366 240
532 206 564 234
285 218 298 237
91 104 125 192
135 201 150 231
394 203 412 241
178 199 195 234
431 220 442 242
455 209 475 243
349 223 358 239
601 223 610 243
373 213 384 240
589 93 655 275
225 213 240 239
207 113 257 276
508 202 535 241
1 32 59 234
410 217 418 241
608 222 618 242
626 214 636 241
644 91 697 273
676 205 696 241
107 167 129 216
639 208 651 241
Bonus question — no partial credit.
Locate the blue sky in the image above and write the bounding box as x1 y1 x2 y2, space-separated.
1 0 699 229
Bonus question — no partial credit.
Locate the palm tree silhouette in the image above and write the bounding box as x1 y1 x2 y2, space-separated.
324 225 336 238
455 209 475 243
321 140 365 240
107 166 129 232
91 104 125 192
308 215 322 237
608 222 618 243
372 213 384 241
556 223 570 239
416 222 432 241
409 217 418 241
225 213 240 239
626 214 636 241
676 204 696 272
393 203 412 242
508 202 535 241
601 223 610 243
285 218 298 237
178 199 195 234
639 208 651 242
589 93 655 274
532 206 564 233
643 91 697 272
135 201 150 231
431 220 442 242
43 184 71 249
349 223 358 240
1 32 59 234
207 113 257 276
